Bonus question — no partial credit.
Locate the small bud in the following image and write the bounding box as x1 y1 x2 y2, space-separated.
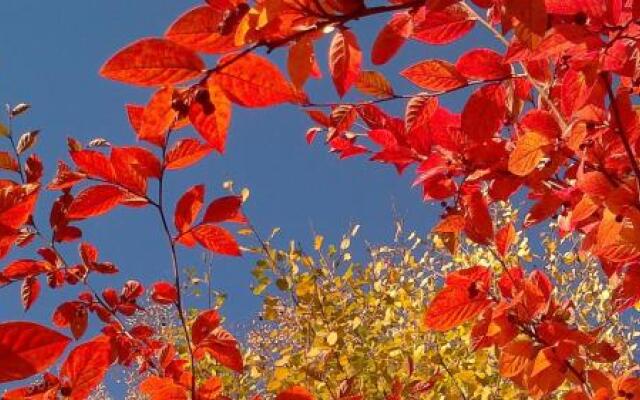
16 130 39 154
88 138 111 148
67 137 83 152
10 103 30 117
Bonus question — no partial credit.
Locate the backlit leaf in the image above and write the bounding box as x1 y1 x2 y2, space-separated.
0 321 71 383
329 29 362 98
192 224 241 256
67 185 125 220
401 60 467 91
214 53 297 107
100 38 205 86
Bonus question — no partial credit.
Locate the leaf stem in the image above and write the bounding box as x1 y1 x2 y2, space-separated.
601 73 640 200
155 131 198 397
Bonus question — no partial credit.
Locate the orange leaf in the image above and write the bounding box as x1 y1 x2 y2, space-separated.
424 286 491 331
499 340 535 378
329 29 362 98
139 87 178 146
371 12 412 66
0 321 71 383
0 151 19 172
60 339 113 400
100 38 204 87
191 224 241 256
165 138 214 170
198 376 223 400
214 53 297 107
188 82 232 153
288 37 320 89
276 386 315 400
174 185 205 234
508 130 551 176
165 6 237 54
140 376 188 400
401 59 467 91
355 70 394 98
67 185 125 220
527 347 567 397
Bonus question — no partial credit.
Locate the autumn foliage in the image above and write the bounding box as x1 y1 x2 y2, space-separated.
1 0 640 398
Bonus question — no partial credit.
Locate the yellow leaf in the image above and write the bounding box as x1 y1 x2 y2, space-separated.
314 235 324 251
0 122 9 138
327 331 338 346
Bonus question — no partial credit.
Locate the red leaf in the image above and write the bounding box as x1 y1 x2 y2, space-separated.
276 386 315 400
194 326 243 373
111 146 161 179
2 259 49 280
165 6 237 54
424 286 492 331
67 185 125 220
612 262 640 313
165 138 214 170
461 84 506 142
329 29 362 97
504 0 548 49
189 82 232 153
461 187 495 245
60 339 113 400
371 12 413 66
412 4 475 45
175 185 205 234
203 196 245 224
0 321 71 383
191 224 241 256
53 302 89 340
401 60 468 91
126 104 144 135
151 281 178 305
495 223 516 257
70 150 115 181
100 38 205 87
214 53 297 107
140 376 188 400
198 376 223 400
2 373 60 399
192 309 221 346
455 48 511 80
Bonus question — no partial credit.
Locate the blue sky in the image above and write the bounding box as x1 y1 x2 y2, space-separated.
0 0 491 391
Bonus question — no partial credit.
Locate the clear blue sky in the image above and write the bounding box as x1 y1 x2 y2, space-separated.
0 0 485 392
